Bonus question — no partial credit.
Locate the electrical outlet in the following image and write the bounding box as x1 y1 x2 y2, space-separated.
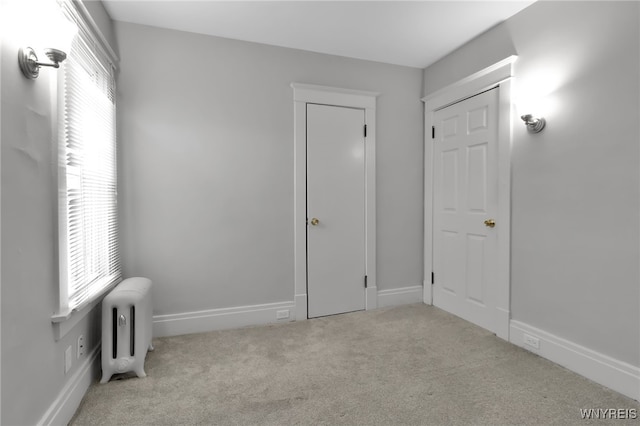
523 333 540 350
276 309 290 320
65 346 73 374
77 335 85 358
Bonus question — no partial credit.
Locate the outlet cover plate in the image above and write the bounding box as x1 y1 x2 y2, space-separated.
77 335 85 358
276 309 290 320
523 333 540 350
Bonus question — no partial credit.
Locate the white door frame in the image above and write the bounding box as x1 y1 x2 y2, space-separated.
422 56 516 340
291 83 379 320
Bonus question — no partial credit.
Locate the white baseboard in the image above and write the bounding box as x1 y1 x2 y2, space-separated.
38 344 100 426
510 320 640 401
377 285 423 308
153 301 296 338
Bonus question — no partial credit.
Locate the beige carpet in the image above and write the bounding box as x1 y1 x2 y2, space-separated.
71 304 639 425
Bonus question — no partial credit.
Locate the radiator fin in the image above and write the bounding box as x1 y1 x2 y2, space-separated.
112 307 117 359
130 305 135 357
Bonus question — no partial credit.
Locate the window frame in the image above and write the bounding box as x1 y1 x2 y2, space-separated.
51 0 120 339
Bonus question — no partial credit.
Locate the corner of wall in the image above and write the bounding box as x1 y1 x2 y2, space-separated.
423 22 516 96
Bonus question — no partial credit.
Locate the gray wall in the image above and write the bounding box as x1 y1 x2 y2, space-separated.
116 22 424 316
424 1 639 366
0 1 117 424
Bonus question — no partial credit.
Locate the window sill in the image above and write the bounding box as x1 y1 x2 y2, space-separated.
51 281 118 340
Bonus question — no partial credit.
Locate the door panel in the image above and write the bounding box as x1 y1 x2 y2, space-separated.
441 230 460 295
467 143 488 212
465 233 486 305
441 149 458 211
307 104 365 318
433 88 499 333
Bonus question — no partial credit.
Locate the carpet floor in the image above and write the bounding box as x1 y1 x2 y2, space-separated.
70 304 639 425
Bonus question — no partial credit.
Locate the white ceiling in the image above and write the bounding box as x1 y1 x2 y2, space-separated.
102 1 535 68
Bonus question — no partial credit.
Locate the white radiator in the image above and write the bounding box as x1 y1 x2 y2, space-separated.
100 277 154 383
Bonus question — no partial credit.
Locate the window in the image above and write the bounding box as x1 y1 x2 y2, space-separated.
57 2 120 316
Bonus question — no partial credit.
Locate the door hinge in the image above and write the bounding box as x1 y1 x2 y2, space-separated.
431 272 434 285
364 275 368 288
364 124 368 138
432 126 435 139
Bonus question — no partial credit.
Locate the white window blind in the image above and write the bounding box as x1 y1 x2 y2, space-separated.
59 15 121 313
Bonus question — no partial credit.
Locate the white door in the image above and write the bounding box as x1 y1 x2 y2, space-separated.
432 88 500 333
307 103 366 318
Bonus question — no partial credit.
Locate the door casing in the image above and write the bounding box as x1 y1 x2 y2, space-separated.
422 56 516 340
291 83 378 320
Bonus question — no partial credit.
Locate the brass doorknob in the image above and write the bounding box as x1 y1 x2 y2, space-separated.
310 218 320 226
484 219 496 228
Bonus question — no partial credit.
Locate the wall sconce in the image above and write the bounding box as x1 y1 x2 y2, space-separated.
15 1 77 80
520 114 546 133
18 47 68 79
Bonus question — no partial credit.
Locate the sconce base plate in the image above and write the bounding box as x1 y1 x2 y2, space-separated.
18 47 39 79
